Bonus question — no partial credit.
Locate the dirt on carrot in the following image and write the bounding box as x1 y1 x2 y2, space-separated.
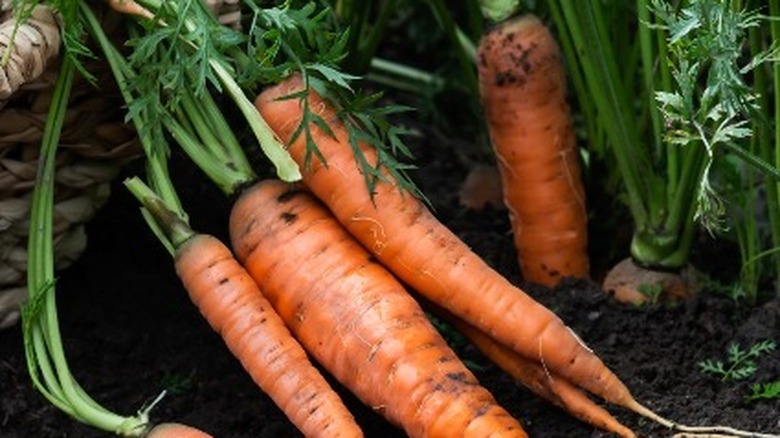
229 179 528 438
477 14 590 288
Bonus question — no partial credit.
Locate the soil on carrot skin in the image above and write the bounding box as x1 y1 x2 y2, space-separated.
2 131 779 438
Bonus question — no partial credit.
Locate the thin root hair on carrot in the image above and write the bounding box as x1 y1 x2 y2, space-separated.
627 399 780 438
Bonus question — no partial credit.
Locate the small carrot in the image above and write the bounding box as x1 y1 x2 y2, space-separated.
254 74 634 409
477 14 590 287
129 184 364 438
174 232 363 438
229 179 528 438
146 422 213 438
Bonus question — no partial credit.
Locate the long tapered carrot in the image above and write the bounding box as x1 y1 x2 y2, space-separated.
229 179 528 438
253 74 634 409
477 14 589 287
173 232 363 438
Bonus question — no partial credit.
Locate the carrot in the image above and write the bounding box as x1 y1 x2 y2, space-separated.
476 14 589 287
253 74 634 409
229 179 528 438
172 231 363 438
146 423 213 438
412 294 635 437
448 318 636 438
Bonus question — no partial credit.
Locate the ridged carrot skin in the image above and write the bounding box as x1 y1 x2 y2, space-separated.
477 14 589 288
229 180 528 438
477 15 589 286
254 75 634 409
146 423 213 438
175 234 363 438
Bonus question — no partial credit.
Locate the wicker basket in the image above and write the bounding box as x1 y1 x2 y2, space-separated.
0 1 241 329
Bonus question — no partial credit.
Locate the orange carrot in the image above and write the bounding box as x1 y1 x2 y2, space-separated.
253 74 634 410
107 0 156 20
146 423 213 438
229 179 528 438
413 293 634 437
449 318 636 438
173 231 363 437
477 14 589 287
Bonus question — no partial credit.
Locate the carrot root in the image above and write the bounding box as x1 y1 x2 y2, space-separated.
626 399 780 438
672 435 777 438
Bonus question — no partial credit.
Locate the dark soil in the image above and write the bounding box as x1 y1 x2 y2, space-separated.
2 122 780 438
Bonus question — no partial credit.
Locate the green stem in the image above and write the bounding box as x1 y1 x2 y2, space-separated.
124 177 194 251
353 0 398 74
667 143 706 233
557 0 651 228
167 115 250 194
426 0 479 96
191 89 255 177
133 0 301 183
210 59 301 182
637 0 664 165
369 57 445 88
720 141 780 180
81 3 184 217
23 53 148 436
547 1 601 156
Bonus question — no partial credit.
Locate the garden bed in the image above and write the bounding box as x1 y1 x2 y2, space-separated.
1 124 779 437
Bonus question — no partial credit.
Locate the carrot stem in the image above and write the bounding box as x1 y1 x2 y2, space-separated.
637 0 665 165
81 3 185 217
22 53 149 436
210 59 302 182
556 0 651 227
547 1 602 157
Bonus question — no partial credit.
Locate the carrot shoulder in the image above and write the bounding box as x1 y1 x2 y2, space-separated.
229 179 527 438
477 14 589 287
145 422 213 438
175 233 363 438
253 75 633 409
